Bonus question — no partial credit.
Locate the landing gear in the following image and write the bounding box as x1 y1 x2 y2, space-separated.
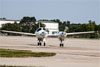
38 42 42 46
38 42 39 46
38 38 42 46
44 42 46 46
37 42 46 46
38 42 46 46
60 39 64 47
40 42 41 46
37 38 46 46
60 43 64 47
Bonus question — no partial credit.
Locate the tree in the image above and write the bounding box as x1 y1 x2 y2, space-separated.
20 16 36 33
97 25 100 33
20 16 45 33
66 21 70 27
1 22 21 32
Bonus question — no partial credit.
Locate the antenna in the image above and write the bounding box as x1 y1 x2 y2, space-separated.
39 21 40 28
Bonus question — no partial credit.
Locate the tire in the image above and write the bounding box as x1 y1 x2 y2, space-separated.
40 42 41 46
60 44 62 47
38 42 39 46
44 42 46 46
62 44 64 47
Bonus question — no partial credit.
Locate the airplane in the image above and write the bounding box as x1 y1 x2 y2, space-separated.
0 27 95 47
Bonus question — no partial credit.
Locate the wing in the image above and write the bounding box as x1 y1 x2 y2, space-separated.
0 30 36 36
67 31 95 35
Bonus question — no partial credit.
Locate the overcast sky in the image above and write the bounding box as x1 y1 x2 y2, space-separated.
0 0 100 24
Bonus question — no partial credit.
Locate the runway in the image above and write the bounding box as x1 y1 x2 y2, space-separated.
0 36 100 67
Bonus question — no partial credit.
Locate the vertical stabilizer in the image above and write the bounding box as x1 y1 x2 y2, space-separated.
64 27 68 32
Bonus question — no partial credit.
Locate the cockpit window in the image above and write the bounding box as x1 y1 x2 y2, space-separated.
37 28 41 32
43 28 46 30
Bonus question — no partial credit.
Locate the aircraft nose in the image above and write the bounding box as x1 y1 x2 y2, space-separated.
61 32 64 35
41 32 45 35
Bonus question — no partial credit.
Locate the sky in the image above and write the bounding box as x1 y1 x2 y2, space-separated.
0 0 100 24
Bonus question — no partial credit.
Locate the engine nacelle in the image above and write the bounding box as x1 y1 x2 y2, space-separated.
58 32 67 41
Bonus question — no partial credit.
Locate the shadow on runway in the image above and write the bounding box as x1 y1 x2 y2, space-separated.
27 44 98 50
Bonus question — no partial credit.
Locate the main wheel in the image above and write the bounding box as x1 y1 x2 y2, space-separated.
60 44 62 47
44 42 46 46
40 42 42 46
38 42 40 46
62 44 64 47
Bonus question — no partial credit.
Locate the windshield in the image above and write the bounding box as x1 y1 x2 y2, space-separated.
43 28 46 30
37 28 41 32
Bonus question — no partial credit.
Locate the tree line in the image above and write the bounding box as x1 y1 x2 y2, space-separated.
39 19 100 38
1 17 45 33
0 17 100 38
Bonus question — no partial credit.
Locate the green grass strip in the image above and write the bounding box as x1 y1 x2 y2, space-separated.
0 49 56 57
0 65 39 67
0 65 27 67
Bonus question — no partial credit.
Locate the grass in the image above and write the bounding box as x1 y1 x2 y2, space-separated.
0 65 27 67
0 65 40 67
0 49 56 57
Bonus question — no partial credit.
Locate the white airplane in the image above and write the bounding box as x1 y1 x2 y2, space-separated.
0 27 95 47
